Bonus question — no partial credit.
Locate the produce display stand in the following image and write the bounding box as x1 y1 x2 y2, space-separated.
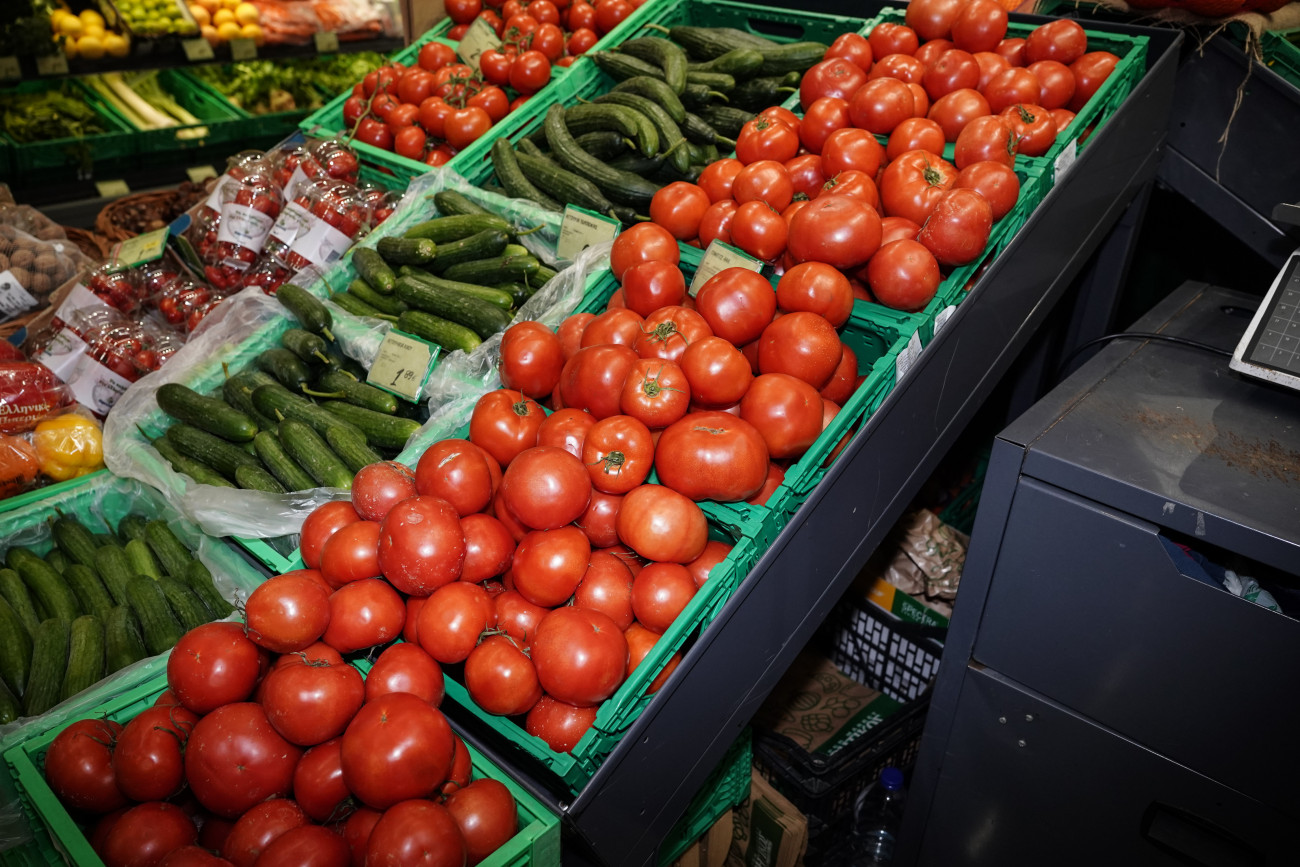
432 9 1182 866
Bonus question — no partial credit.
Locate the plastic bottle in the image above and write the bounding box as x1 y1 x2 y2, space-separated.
853 766 906 866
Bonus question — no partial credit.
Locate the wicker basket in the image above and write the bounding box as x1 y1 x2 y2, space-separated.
61 226 112 262
94 190 189 243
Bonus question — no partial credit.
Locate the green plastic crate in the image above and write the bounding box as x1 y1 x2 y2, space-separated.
0 471 111 517
177 66 314 145
1262 31 1300 91
4 669 560 867
659 728 753 865
637 0 872 49
0 79 136 176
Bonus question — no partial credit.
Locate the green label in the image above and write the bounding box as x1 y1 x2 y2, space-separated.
367 329 440 402
314 31 340 53
182 38 215 62
818 692 904 757
688 239 763 296
229 38 257 61
746 799 785 867
112 227 170 267
556 205 619 261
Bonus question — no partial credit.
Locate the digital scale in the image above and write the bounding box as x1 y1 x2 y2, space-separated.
1230 203 1300 391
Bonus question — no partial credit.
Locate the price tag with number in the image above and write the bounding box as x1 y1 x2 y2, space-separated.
182 38 215 62
314 30 340 53
229 38 257 61
95 179 131 198
0 57 20 81
35 53 70 76
112 227 170 267
688 240 764 296
456 17 501 71
557 206 620 261
367 330 440 402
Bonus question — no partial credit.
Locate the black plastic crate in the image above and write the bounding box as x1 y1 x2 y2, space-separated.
752 596 943 863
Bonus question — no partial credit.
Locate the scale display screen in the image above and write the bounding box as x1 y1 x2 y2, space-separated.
1230 252 1300 389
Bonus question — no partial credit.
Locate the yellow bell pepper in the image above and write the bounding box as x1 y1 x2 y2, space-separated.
32 414 104 482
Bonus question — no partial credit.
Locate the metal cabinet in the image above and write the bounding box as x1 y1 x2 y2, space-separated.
903 283 1300 865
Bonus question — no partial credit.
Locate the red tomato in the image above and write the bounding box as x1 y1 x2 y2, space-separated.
905 0 964 41
479 48 513 87
531 606 628 706
443 734 472 796
928 87 991 141
955 160 1020 220
290 739 350 825
418 39 457 68
649 181 711 240
113 706 197 802
866 239 943 312
500 445 593 530
319 520 381 588
396 68 435 105
736 116 800 165
870 53 925 84
568 26 598 55
525 696 597 753
621 260 686 317
757 311 842 390
887 116 947 160
634 306 712 364
295 572 380 646
342 96 366 127
619 358 690 429
954 114 1017 169
997 36 1027 66
167 621 264 715
469 389 545 466
253 825 349 867
1000 103 1056 156
784 154 825 202
869 22 919 57
798 96 850 155
740 373 825 459
560 344 639 419
973 50 1011 91
45 719 126 814
878 149 958 225
413 581 491 663
679 337 752 408
245 573 331 654
341 809 382 867
1050 107 1076 133
365 640 446 709
616 484 708 563
446 0 481 23
378 495 466 596
415 438 495 517
820 344 860 405
351 461 417 523
923 49 980 100
984 67 1042 114
732 160 794 211
787 195 882 270
799 56 868 110
826 31 873 72
776 262 853 327
593 0 632 33
694 268 777 347
880 215 923 244
103 802 197 867
1027 59 1075 109
845 79 912 136
509 49 552 93
494 589 548 650
221 799 307 867
468 85 510 123
185 703 301 819
260 659 364 747
365 799 465 867
684 539 734 588
625 622 681 692
1068 51 1119 112
444 779 519 866
697 199 738 247
511 526 591 607
577 489 624 549
654 411 768 502
354 117 393 151
299 501 361 570
573 550 635 629
448 106 495 150
532 21 565 60
580 415 653 494
465 634 542 715
730 201 789 262
537 407 595 458
460 512 516 583
159 846 229 867
582 307 645 348
822 169 880 211
759 105 801 130
696 158 743 203
915 38 954 68
917 187 994 266
630 562 696 633
610 223 679 280
1025 18 1088 66
951 0 1008 54
342 693 454 810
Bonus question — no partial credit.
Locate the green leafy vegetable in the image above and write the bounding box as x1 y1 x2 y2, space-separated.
0 83 105 143
190 53 385 116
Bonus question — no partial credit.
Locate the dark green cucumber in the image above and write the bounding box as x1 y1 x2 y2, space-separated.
23 618 70 715
496 282 534 308
320 403 421 451
157 382 258 443
116 514 150 545
152 434 236 489
515 137 552 162
404 214 513 244
514 150 616 216
0 595 32 698
679 81 725 110
315 369 399 415
235 464 286 493
184 560 233 619
50 516 100 573
61 614 105 701
397 311 482 355
104 606 147 671
277 283 334 339
155 573 212 631
256 347 313 391
688 47 764 78
590 50 666 83
575 130 635 160
0 568 41 638
125 577 183 656
346 279 408 316
62 565 114 617
250 383 365 441
441 255 539 287
532 265 559 286
696 103 756 138
394 276 514 339
681 112 735 147
222 369 279 430
330 291 398 322
278 419 353 489
429 228 512 275
756 42 828 76
144 521 192 579
44 550 68 574
543 106 663 209
652 162 703 184
593 92 691 173
688 142 721 167
685 70 735 92
376 236 437 266
252 430 316 492
619 37 688 93
400 269 515 310
610 76 687 124
527 102 659 157
0 678 18 723
433 190 491 217
664 25 778 58
124 539 163 582
166 423 260 481
94 545 134 606
352 246 397 295
491 139 563 212
731 76 798 111
7 548 80 623
281 328 333 367
323 341 368 380
326 425 385 474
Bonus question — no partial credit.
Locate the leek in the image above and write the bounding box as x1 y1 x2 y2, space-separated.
85 75 151 130
123 71 209 140
100 72 176 130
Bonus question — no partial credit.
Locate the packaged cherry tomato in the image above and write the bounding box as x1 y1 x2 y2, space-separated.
271 137 361 201
242 177 371 295
360 186 401 226
190 151 270 263
85 262 147 314
153 274 215 330
203 166 283 292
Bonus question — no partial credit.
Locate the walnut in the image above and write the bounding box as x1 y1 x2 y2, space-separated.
10 248 33 270
28 271 52 295
9 267 31 288
34 253 59 275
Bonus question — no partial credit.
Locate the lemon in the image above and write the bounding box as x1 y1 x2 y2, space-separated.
82 23 105 40
189 4 210 26
212 8 234 26
234 2 259 25
103 32 130 58
197 0 220 15
219 0 240 10
76 34 105 60
49 9 70 30
239 21 263 44
57 15 83 38
201 23 220 45
79 9 105 27
215 20 241 40
60 34 77 58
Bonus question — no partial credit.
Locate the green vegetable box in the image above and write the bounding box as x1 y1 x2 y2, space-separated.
0 80 136 181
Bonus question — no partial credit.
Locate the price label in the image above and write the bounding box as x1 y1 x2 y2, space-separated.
95 179 131 198
0 57 21 81
367 330 440 402
112 226 170 267
314 30 340 53
894 330 923 382
186 164 218 183
35 53 70 76
229 38 257 61
932 305 956 337
182 38 215 62
456 16 501 71
1054 138 1077 179
688 240 764 296
0 270 40 319
557 205 620 261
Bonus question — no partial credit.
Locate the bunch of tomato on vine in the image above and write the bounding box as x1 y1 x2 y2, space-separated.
640 1 1122 314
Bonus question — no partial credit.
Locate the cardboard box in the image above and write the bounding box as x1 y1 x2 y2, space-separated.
672 809 734 867
728 770 808 867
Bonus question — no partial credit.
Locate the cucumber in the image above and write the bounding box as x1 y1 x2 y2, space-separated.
116 514 150 545
281 327 333 367
252 431 316 492
590 51 666 84
685 70 735 92
0 679 17 724
593 92 691 173
256 347 313 391
157 383 259 446
441 255 539 287
94 544 135 606
61 615 105 701
152 434 237 489
144 521 192 579
323 341 369 380
496 282 534 308
376 236 437 266
124 539 164 582
544 106 663 209
346 279 408 316
432 190 491 217
610 76 688 124
62 564 114 617
156 573 212 631
394 276 514 339
397 311 483 355
400 269 518 310
688 47 765 78
491 139 563 212
528 102 659 156
278 419 354 489
184 560 233 619
315 369 400 415
516 136 553 162
277 283 334 339
320 403 421 451
574 130 635 161
514 150 616 217
330 291 398 322
0 595 32 698
51 516 101 573
250 383 365 441
6 548 80 623
696 103 755 138
756 42 828 76
532 265 559 286
125 576 183 656
235 464 286 493
430 228 512 275
679 81 724 111
222 369 280 430
731 76 798 111
326 425 385 474
404 214 513 244
44 550 68 574
662 25 778 58
23 618 70 716
166 423 261 481
653 161 703 184
104 606 147 672
0 568 40 638
618 37 688 94
352 246 397 295
681 112 735 148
